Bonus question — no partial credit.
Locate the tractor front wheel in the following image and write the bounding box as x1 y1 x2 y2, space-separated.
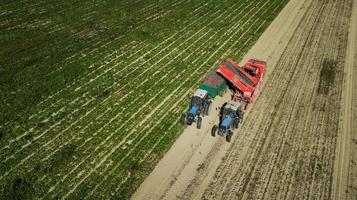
197 117 202 129
211 125 218 137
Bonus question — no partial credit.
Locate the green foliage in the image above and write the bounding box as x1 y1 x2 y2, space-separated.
44 143 77 173
128 159 143 176
12 177 34 200
1 176 34 200
0 127 3 141
98 88 111 98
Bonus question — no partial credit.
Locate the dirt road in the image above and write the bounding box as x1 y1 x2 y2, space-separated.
133 0 354 199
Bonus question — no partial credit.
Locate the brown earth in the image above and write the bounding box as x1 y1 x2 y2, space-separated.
133 0 356 199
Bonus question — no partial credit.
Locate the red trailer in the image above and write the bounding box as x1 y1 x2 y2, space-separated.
216 58 266 106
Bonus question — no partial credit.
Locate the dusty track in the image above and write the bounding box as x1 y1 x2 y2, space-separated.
134 0 354 199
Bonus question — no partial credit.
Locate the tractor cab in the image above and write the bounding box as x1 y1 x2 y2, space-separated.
190 89 208 111
219 117 232 134
181 89 212 129
211 101 244 142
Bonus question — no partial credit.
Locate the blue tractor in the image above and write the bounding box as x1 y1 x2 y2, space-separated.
181 89 212 129
211 101 244 142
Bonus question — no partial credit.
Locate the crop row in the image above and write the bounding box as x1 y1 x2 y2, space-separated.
0 0 217 173
0 0 186 127
0 0 208 152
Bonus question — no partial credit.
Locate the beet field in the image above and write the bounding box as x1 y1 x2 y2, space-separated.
0 0 288 199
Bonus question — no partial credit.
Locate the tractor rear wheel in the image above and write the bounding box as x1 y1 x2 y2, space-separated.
244 102 249 110
226 130 233 142
208 101 212 115
234 120 239 129
197 117 202 129
180 114 187 125
211 125 218 137
238 110 245 119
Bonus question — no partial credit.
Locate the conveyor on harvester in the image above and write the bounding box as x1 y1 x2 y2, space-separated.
217 58 266 103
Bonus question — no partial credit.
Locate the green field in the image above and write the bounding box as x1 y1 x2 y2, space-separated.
0 0 288 199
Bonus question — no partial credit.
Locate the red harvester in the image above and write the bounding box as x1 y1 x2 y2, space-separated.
216 58 266 106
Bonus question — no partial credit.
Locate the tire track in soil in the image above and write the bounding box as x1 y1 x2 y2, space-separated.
277 0 348 198
345 0 357 196
265 1 344 199
304 1 349 199
246 0 336 198
333 0 357 198
256 2 333 196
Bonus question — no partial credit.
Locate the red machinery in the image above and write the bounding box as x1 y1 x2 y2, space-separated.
216 58 266 104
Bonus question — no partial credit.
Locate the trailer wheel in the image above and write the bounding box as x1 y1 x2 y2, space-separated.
180 114 187 125
197 117 202 129
211 125 218 137
226 130 233 142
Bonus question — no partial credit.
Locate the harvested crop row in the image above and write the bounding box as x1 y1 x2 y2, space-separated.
335 0 357 198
